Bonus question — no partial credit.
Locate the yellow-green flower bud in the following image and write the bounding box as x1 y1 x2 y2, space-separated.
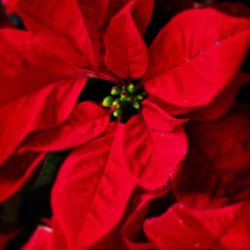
111 86 121 96
127 83 135 93
119 95 127 102
136 94 143 101
113 109 122 117
102 96 113 107
112 99 121 109
132 101 140 109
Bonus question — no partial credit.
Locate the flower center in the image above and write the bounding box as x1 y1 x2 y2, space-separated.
102 83 146 118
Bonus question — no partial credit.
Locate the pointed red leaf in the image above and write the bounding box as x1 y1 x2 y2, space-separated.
0 78 86 164
51 221 68 250
172 104 250 208
15 0 95 67
144 5 250 109
74 0 110 70
23 226 53 250
123 189 170 250
104 0 153 79
51 123 135 249
20 102 110 152
188 72 250 120
0 152 45 202
144 202 250 249
151 71 250 117
124 101 187 189
0 29 83 105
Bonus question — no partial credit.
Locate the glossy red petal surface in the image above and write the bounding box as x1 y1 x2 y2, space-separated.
76 0 125 70
52 123 135 249
15 0 95 67
51 220 68 250
21 102 110 152
188 71 250 120
0 78 86 165
145 202 250 249
144 5 250 109
104 0 152 79
23 226 53 250
124 101 187 189
0 29 82 105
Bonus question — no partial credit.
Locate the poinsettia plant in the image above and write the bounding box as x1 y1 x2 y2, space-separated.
0 0 249 249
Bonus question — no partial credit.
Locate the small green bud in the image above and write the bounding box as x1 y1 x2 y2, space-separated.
112 99 121 108
111 86 121 96
113 109 122 117
136 94 143 101
119 95 127 102
102 96 113 107
133 101 140 110
127 83 135 93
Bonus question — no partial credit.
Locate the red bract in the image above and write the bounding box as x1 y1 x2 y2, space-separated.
172 103 250 208
124 101 187 188
21 102 111 152
23 226 53 250
144 5 250 111
0 0 147 203
188 72 250 120
50 124 135 249
0 29 87 165
0 1 248 196
144 202 250 249
123 189 173 250
0 0 250 249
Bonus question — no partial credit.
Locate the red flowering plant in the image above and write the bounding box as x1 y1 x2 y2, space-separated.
0 0 250 249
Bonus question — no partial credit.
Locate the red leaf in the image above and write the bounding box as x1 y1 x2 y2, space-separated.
51 221 68 250
51 123 135 249
144 202 250 250
144 5 250 110
123 189 170 250
172 104 250 208
20 102 110 152
15 0 95 67
104 0 153 79
124 101 187 189
188 71 250 120
23 226 53 250
0 29 83 105
0 78 85 164
75 0 113 71
0 152 45 202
